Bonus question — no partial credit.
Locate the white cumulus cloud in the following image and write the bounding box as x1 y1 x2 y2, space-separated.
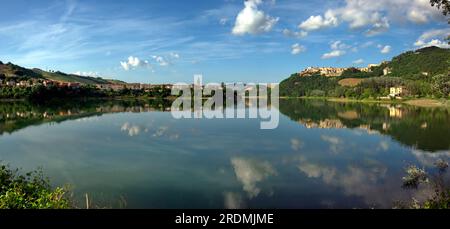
120 56 149 71
291 43 306 55
298 0 442 36
321 40 351 59
414 28 450 49
298 10 338 31
152 55 169 66
283 29 308 38
379 45 391 54
352 59 364 64
366 17 390 36
322 50 345 59
73 71 101 78
232 0 279 35
170 52 180 59
408 10 428 24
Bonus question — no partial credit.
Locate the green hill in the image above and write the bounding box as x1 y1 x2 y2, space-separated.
32 69 114 84
387 46 450 79
0 61 124 85
280 46 450 98
0 61 42 79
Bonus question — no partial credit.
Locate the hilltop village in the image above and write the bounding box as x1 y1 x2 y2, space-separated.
299 62 391 77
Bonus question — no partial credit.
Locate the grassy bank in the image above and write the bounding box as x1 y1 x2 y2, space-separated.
403 99 450 108
329 98 450 107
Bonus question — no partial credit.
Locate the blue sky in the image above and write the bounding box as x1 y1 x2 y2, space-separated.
0 0 448 83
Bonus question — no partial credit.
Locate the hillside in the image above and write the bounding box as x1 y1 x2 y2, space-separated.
338 78 364 87
389 46 450 77
280 46 450 98
0 61 42 79
32 69 114 85
0 61 124 85
338 46 449 79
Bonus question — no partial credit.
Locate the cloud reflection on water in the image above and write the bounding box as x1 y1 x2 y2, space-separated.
231 157 277 198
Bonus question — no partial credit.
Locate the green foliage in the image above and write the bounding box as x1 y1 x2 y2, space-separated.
0 83 173 100
26 85 107 101
389 47 449 78
422 190 450 209
309 89 326 97
0 164 70 209
339 66 385 79
280 74 339 97
432 74 450 98
402 165 429 188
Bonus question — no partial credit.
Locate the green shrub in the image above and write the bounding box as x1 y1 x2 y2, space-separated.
0 164 70 209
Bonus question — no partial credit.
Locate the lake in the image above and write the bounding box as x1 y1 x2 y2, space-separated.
0 99 449 209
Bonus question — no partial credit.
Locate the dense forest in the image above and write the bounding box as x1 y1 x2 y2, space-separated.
280 46 450 99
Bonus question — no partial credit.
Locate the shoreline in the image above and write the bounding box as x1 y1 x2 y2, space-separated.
327 98 450 108
2 96 449 108
281 97 450 108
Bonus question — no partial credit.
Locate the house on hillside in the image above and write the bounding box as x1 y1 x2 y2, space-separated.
127 83 141 90
67 82 81 89
368 64 380 68
43 80 54 87
97 84 126 91
17 81 30 87
383 67 392 76
389 86 406 98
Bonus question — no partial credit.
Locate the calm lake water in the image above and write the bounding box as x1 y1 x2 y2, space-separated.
0 99 449 209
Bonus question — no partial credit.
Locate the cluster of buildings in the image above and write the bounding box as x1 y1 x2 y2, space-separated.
0 78 82 89
299 67 351 77
95 83 172 91
0 77 174 92
42 80 81 88
299 62 391 77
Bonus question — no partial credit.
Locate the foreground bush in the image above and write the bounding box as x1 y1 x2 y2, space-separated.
0 164 70 209
396 160 449 209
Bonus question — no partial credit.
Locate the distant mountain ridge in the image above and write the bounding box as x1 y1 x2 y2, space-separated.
0 61 125 85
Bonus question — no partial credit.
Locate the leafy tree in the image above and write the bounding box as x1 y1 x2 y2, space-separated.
432 74 450 98
430 0 450 19
430 0 450 42
309 89 326 97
